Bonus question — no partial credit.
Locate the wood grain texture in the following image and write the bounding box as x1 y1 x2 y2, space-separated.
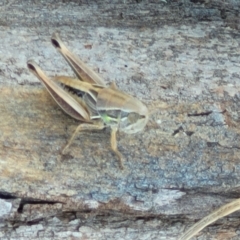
1 0 240 239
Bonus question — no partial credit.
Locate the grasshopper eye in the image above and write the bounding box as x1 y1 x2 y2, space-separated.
127 112 140 124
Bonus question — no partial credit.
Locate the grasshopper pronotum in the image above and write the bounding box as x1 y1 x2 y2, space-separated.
27 33 148 169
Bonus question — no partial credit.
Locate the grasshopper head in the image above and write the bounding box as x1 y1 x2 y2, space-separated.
96 87 149 134
120 102 149 134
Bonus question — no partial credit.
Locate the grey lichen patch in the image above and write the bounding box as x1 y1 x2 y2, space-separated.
0 199 12 217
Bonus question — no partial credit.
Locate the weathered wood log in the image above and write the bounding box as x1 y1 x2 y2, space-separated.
0 0 240 239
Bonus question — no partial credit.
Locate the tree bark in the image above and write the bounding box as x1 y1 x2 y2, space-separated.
1 0 240 239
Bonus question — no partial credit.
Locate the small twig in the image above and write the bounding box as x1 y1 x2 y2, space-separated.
178 198 240 240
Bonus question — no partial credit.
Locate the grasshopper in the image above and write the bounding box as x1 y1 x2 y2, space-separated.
27 33 148 169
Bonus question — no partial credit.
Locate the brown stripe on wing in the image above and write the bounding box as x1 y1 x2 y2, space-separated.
53 76 101 102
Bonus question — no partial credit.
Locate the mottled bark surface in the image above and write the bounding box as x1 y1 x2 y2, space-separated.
0 0 240 239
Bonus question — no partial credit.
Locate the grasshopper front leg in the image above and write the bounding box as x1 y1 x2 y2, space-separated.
110 127 124 169
63 124 124 169
62 122 105 154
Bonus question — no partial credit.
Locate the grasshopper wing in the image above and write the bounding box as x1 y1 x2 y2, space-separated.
51 32 106 86
27 60 91 122
53 75 103 119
